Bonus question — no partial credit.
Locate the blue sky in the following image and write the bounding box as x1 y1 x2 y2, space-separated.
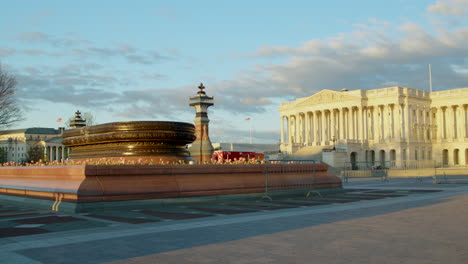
0 0 467 143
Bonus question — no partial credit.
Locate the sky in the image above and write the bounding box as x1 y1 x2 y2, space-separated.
0 0 467 144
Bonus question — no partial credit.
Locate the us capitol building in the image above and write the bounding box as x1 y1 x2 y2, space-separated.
280 86 467 168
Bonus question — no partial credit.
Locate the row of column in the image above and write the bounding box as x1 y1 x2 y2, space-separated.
45 146 70 161
351 148 468 168
281 105 401 146
281 104 468 146
435 105 468 140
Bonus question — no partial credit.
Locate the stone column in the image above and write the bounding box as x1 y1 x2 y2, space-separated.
364 107 369 141
382 105 387 141
381 105 385 141
321 111 326 144
290 115 295 144
447 106 452 140
280 116 285 144
437 107 443 140
399 104 404 141
303 113 307 144
326 110 331 142
443 107 447 139
358 106 363 141
335 108 343 139
330 109 335 140
458 105 464 140
452 105 460 140
300 114 303 144
294 115 301 143
463 105 467 138
348 107 353 140
369 107 373 140
373 106 378 141
390 105 395 139
290 116 294 144
341 108 346 140
407 104 412 141
304 113 308 144
350 107 354 140
314 111 319 145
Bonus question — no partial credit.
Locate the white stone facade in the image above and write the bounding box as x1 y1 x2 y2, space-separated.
0 128 69 163
280 87 468 168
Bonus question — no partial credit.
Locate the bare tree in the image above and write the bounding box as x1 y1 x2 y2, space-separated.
0 63 23 127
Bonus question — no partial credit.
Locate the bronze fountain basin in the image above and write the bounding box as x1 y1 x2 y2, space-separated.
62 121 196 162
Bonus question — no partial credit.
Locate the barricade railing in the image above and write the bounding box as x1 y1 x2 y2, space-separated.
342 161 391 182
263 160 318 200
342 159 468 184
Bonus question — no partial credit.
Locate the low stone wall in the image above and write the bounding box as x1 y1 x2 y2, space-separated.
0 163 341 203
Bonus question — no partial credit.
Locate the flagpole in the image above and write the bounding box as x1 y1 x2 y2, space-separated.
246 118 252 144
428 64 433 93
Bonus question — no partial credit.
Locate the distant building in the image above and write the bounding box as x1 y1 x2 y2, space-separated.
279 86 468 168
0 127 68 163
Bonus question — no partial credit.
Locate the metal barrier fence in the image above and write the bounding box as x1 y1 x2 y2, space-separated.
343 160 468 184
263 160 318 200
342 161 391 182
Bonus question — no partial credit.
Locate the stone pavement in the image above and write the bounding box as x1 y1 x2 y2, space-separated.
1 177 468 263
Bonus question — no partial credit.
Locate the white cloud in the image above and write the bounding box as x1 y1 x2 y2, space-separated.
428 0 468 16
0 48 15 57
18 31 50 42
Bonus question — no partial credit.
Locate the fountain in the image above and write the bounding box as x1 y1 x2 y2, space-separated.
62 121 196 162
0 84 341 212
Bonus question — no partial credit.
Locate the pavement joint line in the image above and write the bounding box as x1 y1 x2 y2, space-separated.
345 185 464 190
72 214 133 226
2 186 468 252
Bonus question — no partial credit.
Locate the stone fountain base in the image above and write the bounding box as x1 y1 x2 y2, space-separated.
0 163 341 211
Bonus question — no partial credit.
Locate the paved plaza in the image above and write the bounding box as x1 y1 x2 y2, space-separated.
1 176 468 263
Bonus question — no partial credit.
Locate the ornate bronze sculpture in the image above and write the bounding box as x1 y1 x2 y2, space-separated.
62 121 196 162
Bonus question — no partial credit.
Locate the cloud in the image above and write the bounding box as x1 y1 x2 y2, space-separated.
126 54 153 65
141 72 166 80
210 125 280 144
14 63 121 107
115 86 194 119
70 45 170 65
86 47 117 57
55 37 91 47
8 1 468 128
238 15 467 100
18 31 50 42
13 31 171 65
117 44 137 54
154 8 177 19
23 49 65 57
17 31 90 48
428 0 468 16
0 48 15 57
